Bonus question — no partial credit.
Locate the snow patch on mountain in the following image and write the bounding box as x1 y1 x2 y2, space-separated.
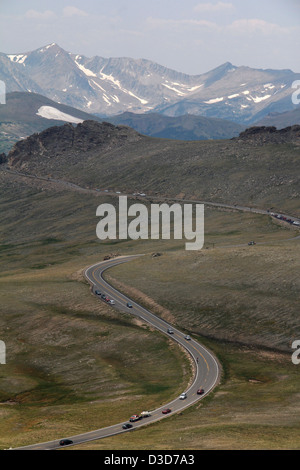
263 83 275 89
7 54 27 65
162 83 186 96
36 106 84 124
74 60 97 77
251 94 271 103
204 97 224 104
187 85 203 92
99 70 148 104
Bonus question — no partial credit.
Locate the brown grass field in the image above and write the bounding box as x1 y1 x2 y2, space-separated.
0 170 299 449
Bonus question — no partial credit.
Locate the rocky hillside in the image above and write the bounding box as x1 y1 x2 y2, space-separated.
234 125 300 145
4 120 300 216
7 120 141 169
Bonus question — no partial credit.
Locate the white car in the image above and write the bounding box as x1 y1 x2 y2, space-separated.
109 299 115 305
179 392 187 400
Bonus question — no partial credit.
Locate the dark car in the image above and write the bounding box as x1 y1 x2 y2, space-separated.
101 294 106 299
59 439 73 446
95 290 101 295
248 241 256 245
162 408 171 414
197 388 204 395
127 302 133 308
122 423 133 429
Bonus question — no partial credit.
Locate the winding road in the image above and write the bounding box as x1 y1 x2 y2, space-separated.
12 255 220 450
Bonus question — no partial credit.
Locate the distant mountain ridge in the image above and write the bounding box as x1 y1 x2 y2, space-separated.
0 91 102 154
1 43 299 124
0 92 244 153
104 111 244 140
255 107 300 129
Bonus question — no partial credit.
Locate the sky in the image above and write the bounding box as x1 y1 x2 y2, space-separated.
0 0 299 75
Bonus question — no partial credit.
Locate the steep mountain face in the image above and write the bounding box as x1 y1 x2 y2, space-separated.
1 43 299 123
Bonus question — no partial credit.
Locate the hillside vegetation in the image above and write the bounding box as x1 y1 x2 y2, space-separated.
6 121 300 217
0 121 299 449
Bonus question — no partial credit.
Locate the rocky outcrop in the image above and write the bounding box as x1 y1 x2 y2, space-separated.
8 120 141 169
0 153 7 164
235 125 300 145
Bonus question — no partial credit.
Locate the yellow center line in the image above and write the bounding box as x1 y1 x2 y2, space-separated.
91 263 210 377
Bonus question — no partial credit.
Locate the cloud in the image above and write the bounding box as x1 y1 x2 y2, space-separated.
228 18 290 35
194 2 234 13
63 6 89 17
146 17 218 32
25 9 56 20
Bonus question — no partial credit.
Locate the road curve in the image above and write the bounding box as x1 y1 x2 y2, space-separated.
12 255 220 450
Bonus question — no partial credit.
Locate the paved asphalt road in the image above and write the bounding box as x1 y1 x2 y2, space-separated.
12 255 220 450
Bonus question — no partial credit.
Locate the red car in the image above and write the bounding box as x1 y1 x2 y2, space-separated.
129 414 141 422
162 408 171 414
197 388 204 395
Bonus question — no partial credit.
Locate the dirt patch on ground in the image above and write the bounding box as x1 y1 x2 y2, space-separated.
250 349 289 363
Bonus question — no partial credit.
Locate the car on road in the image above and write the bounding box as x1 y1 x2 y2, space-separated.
101 294 106 299
59 439 73 446
129 414 141 422
122 423 133 429
184 335 191 340
140 411 151 417
197 388 205 395
108 299 115 305
248 241 256 245
167 328 174 334
179 392 187 400
162 408 171 414
95 290 101 295
127 302 133 308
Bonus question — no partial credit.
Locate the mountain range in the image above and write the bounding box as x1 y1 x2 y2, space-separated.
0 92 245 154
1 43 299 124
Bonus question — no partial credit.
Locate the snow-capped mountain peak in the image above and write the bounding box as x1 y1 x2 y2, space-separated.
1 44 299 123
